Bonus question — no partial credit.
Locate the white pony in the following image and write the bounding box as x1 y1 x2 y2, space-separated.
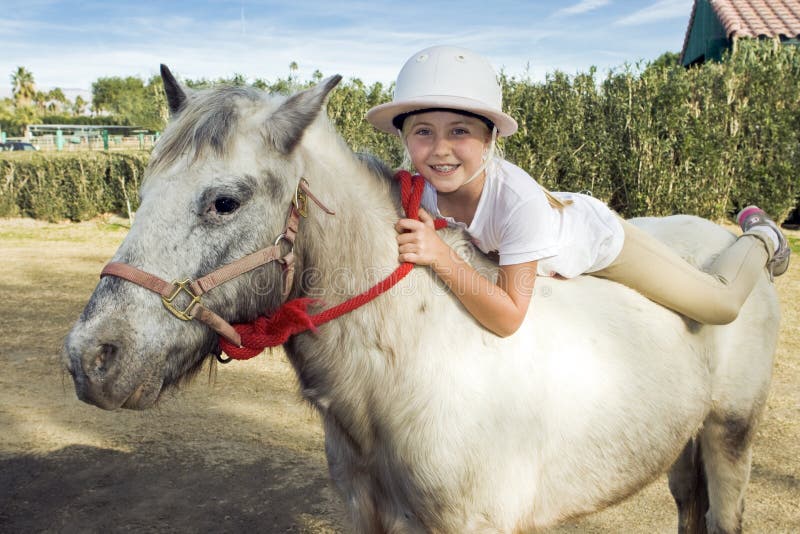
64 68 779 534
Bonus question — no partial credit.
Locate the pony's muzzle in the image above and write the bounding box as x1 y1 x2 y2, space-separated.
65 334 129 410
76 343 118 407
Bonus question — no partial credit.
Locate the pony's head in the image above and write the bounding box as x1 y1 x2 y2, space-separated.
64 66 343 410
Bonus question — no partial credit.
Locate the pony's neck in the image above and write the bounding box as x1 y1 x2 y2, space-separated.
285 121 420 441
296 121 402 300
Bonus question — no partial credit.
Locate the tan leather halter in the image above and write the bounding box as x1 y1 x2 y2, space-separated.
100 179 334 348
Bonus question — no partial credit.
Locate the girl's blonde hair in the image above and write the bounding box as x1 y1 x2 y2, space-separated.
541 187 572 210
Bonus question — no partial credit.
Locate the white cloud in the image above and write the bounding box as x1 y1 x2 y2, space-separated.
615 0 692 26
0 1 691 102
554 0 611 17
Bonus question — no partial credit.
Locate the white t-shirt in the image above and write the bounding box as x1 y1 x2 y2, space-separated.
420 159 624 278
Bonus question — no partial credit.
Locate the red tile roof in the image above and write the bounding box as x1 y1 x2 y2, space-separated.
711 0 800 38
681 0 800 64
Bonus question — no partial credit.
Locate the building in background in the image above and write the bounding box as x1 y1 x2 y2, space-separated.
680 0 800 66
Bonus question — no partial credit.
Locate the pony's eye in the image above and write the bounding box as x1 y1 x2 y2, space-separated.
214 196 240 214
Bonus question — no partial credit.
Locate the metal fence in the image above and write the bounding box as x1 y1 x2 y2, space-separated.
1 124 160 152
26 133 158 152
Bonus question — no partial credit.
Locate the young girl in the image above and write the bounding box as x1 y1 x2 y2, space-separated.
366 45 790 337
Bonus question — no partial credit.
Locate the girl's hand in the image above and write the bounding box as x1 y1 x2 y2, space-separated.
395 209 449 266
396 207 537 337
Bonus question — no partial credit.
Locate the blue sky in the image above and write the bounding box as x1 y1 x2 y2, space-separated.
1 0 694 101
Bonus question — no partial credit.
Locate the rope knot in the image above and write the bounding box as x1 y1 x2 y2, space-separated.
219 298 318 359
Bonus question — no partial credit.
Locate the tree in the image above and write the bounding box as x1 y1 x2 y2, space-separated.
229 73 247 86
0 97 15 134
92 76 146 116
33 90 48 112
73 95 87 115
11 66 36 108
287 61 300 91
145 74 168 130
647 51 681 70
45 88 68 113
90 75 167 131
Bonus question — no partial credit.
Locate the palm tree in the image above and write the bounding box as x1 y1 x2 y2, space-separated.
33 90 47 112
48 87 67 108
288 61 299 91
73 95 87 115
11 66 36 108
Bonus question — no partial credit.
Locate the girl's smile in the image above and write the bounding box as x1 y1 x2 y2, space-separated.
430 164 460 174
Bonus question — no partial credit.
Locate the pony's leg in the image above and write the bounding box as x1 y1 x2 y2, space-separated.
668 438 710 534
700 415 757 534
322 417 431 534
322 415 385 533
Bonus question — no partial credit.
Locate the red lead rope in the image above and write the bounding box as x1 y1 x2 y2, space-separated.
219 171 447 359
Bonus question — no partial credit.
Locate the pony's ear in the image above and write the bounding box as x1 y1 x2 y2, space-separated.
160 64 188 116
266 75 342 154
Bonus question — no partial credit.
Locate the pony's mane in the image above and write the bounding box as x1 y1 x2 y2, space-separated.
149 85 264 175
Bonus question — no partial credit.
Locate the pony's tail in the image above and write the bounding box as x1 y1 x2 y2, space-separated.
669 438 710 534
685 440 710 534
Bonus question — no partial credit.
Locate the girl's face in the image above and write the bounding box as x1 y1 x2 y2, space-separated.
404 111 491 194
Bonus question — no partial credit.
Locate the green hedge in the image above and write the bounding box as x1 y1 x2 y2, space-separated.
0 151 146 221
2 40 798 222
502 40 800 221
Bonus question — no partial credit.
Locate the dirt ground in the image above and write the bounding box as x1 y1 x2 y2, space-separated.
1 216 798 533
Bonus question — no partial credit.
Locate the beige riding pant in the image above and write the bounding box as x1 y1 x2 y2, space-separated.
592 219 770 325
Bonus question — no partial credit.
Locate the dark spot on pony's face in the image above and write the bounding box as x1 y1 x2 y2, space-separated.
263 171 286 200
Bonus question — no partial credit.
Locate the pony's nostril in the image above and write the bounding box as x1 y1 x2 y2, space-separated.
92 343 118 374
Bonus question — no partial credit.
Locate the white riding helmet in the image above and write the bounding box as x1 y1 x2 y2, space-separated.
366 45 518 137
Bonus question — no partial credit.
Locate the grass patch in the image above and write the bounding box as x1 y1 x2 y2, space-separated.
0 216 129 243
788 235 800 255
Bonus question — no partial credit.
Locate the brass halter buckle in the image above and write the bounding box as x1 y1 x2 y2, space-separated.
161 279 201 321
293 178 309 217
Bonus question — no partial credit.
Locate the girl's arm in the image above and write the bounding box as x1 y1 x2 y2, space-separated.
396 209 537 337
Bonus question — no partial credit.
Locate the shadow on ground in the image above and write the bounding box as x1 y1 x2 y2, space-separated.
0 444 339 533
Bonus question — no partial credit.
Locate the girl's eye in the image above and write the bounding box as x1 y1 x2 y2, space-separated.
213 196 240 214
452 128 469 135
413 128 431 136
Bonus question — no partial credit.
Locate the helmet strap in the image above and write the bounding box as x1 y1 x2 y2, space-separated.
462 126 498 186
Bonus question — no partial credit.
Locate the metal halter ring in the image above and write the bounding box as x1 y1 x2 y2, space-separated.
274 233 293 247
215 352 233 364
